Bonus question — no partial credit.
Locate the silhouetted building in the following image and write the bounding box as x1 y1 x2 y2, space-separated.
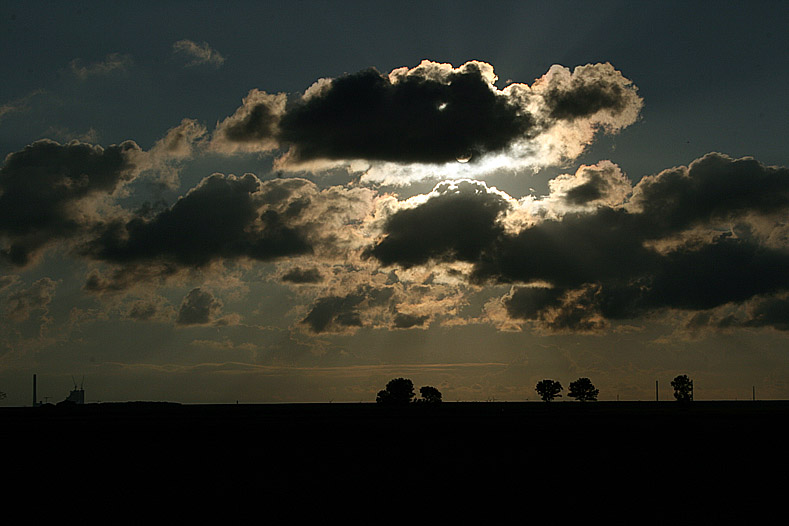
64 386 85 405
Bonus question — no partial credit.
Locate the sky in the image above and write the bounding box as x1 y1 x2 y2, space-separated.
2 1 789 405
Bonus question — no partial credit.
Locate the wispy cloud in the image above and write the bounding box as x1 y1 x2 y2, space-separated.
172 39 225 68
0 89 45 121
70 53 132 79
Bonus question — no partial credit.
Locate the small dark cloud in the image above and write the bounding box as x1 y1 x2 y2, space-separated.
301 291 367 333
545 77 626 121
392 312 429 329
281 267 323 284
176 288 221 326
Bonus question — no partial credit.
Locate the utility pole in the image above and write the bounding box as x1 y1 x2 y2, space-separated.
656 380 659 402
753 386 756 401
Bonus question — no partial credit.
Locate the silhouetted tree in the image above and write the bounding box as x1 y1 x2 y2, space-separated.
568 378 599 402
535 379 563 402
376 378 415 405
418 385 442 404
671 374 693 403
0 390 6 401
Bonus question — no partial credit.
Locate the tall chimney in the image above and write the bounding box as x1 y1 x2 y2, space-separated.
33 374 37 407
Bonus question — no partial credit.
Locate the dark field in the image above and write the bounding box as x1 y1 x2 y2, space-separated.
4 401 786 515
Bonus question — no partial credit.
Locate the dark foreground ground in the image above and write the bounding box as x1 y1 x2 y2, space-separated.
3 401 787 517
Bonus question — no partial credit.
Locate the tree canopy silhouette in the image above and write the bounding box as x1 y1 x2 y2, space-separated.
568 377 599 401
418 385 442 404
376 377 415 405
535 379 563 402
671 374 693 403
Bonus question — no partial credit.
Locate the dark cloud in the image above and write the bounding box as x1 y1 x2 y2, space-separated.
0 139 140 266
473 207 656 288
642 237 789 311
278 64 532 164
84 173 312 268
281 267 323 284
630 153 789 236
365 180 510 267
213 60 642 171
176 288 221 326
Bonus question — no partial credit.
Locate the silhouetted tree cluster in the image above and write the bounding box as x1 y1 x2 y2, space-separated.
568 377 599 402
376 378 442 405
418 385 442 404
535 379 563 402
536 378 599 402
671 374 693 403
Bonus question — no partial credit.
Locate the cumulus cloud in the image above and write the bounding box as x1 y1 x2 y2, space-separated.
210 60 642 183
0 139 141 266
79 175 378 289
172 40 225 68
362 153 789 332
